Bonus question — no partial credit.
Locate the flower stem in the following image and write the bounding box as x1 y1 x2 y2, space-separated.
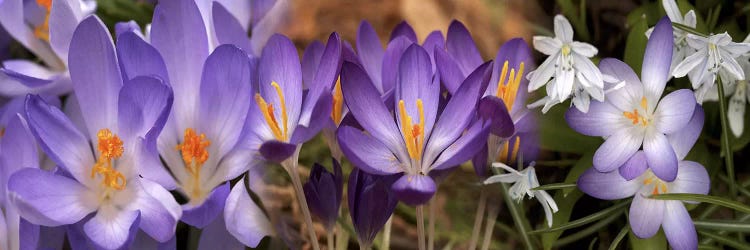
428 198 436 250
327 230 335 250
480 203 500 250
501 183 534 250
416 205 426 250
468 189 488 250
382 216 392 250
283 151 321 250
716 78 737 199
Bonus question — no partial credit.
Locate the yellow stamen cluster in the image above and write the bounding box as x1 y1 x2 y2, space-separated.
33 0 52 42
399 99 425 160
255 81 289 141
176 128 211 198
90 129 126 190
495 61 525 112
331 76 344 125
643 173 668 195
623 97 649 126
498 136 521 164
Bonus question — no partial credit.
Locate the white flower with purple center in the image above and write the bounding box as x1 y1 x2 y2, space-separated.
528 14 604 113
566 17 696 182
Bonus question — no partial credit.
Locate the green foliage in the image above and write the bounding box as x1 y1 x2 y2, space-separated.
538 105 602 154
628 230 667 250
95 0 154 32
623 15 647 75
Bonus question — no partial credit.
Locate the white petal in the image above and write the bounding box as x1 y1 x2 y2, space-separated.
533 36 562 56
571 90 591 113
673 50 706 78
685 34 707 50
720 52 745 81
528 54 558 91
570 42 598 57
728 85 746 137
683 10 697 27
536 190 558 227
723 43 750 57
711 33 732 46
572 53 604 88
553 15 574 43
662 0 683 23
555 66 575 102
484 174 521 184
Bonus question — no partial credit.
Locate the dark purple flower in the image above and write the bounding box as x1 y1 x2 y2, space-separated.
347 168 398 247
303 159 343 230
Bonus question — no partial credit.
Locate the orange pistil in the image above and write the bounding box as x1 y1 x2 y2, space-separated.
331 76 344 125
176 128 211 198
623 97 649 126
399 99 425 160
90 129 126 190
495 61 525 112
255 81 289 141
643 172 668 195
33 0 52 42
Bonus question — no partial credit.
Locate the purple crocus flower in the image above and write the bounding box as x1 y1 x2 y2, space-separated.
303 159 343 230
348 168 398 248
8 16 180 250
338 43 492 205
199 0 288 56
565 17 696 182
578 106 708 250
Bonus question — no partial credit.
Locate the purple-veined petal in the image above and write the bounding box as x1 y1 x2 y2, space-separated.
429 120 490 171
291 92 333 144
356 21 384 92
128 179 181 243
382 37 414 97
224 179 273 247
114 21 140 38
435 47 465 94
598 58 644 111
83 208 140 250
7 168 96 227
391 174 436 206
641 17 674 103
298 33 341 131
212 2 252 53
68 16 122 139
197 215 246 250
577 167 639 200
0 114 39 194
25 95 94 184
565 101 625 137
593 127 642 172
0 59 58 88
118 76 173 145
259 140 297 163
395 44 438 140
662 201 698 250
181 182 230 228
258 35 303 134
668 161 710 196
423 30 444 74
489 38 534 111
302 41 324 90
619 151 648 181
477 96 514 137
337 126 403 175
311 32 342 91
389 21 417 42
48 0 79 64
644 131 678 182
668 105 703 160
340 62 406 157
654 89 696 134
198 45 253 157
629 194 664 239
446 20 482 75
116 31 170 82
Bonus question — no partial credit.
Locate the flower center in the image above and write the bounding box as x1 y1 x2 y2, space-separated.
561 44 571 56
255 81 289 141
642 171 668 195
623 97 650 127
90 129 126 191
176 128 211 199
398 99 425 160
331 76 344 125
495 61 525 113
497 136 521 164
33 0 52 42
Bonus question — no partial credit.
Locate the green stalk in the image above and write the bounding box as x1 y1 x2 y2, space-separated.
716 77 737 199
467 189 488 250
417 205 426 250
382 216 392 250
501 183 534 250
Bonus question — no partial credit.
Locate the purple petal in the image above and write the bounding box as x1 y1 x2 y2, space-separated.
487 38 534 111
291 92 332 144
389 21 417 42
478 96 514 137
48 0 78 63
247 0 287 56
25 95 94 183
116 31 169 82
644 131 678 181
151 0 209 124
298 33 341 132
258 35 303 132
446 20 482 75
0 61 56 88
35 225 66 250
391 174 436 206
669 161 710 195
422 30 445 74
224 179 273 247
342 40 360 65
18 219 40 250
83 209 140 250
197 215 246 250
7 168 95 226
130 179 181 243
382 37 414 96
310 32 342 91
471 144 489 177
0 114 39 189
132 230 177 250
0 0 62 69
629 194 665 239
619 151 648 181
565 101 624 137
347 169 398 245
212 2 252 53
641 17 674 102
340 62 405 156
259 140 297 163
198 45 254 157
593 127 642 172
662 201 698 250
598 58 643 111
68 16 122 139
396 44 439 139
114 21 140 38
302 41 325 89
654 89 696 134
182 182 230 228
337 126 403 175
430 120 490 171
356 21 384 91
577 167 639 200
668 105 703 160
435 47 465 94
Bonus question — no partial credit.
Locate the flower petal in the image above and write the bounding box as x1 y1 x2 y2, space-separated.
212 2 252 53
577 167 639 200
396 44 438 140
197 215 246 250
477 96 514 137
532 36 561 56
641 17 674 102
446 20 482 75
565 101 624 137
83 208 140 250
381 37 413 97
728 86 746 137
116 31 170 82
435 47 465 94
258 35 303 133
129 179 181 243
553 15 574 43
629 194 664 239
391 174 436 206
258 140 297 163
224 179 274 247
0 114 39 189
644 131 678 182
598 58 643 111
429 120 490 171
48 0 79 64
389 21 417 42
593 127 642 172
662 201 698 250
356 21 384 91
181 182 230 228
667 105 704 160
571 42 598 58
669 161 710 196
7 168 96 227
619 151 648 181
337 126 403 175
653 89 696 134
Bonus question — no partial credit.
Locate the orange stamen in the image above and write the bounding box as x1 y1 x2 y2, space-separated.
90 129 126 190
495 61 525 112
255 81 289 141
399 99 425 159
331 76 344 125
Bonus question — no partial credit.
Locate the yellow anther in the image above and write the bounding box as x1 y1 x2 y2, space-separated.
495 61 525 112
562 44 571 56
176 128 210 172
498 136 522 164
399 99 425 160
642 172 668 195
91 129 126 190
255 81 289 141
90 162 126 190
623 97 650 126
331 76 344 125
97 129 123 160
36 0 52 10
33 0 52 42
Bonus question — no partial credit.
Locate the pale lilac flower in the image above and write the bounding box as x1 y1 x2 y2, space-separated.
646 0 697 74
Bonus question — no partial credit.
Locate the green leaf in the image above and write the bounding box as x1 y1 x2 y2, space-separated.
538 105 602 154
693 220 750 232
608 226 630 250
530 199 630 234
628 229 667 250
531 183 577 191
698 231 750 250
650 193 750 214
623 15 647 75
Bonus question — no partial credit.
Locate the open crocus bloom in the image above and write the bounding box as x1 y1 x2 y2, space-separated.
578 107 709 250
338 43 492 205
566 17 696 182
8 16 180 250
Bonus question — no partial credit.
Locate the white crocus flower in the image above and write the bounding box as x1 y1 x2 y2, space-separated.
484 162 559 227
646 0 697 74
528 14 604 113
673 32 750 102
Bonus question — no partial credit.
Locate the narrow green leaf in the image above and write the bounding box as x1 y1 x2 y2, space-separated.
553 210 623 247
530 199 630 234
650 193 750 214
623 15 647 75
694 220 750 232
531 183 577 191
541 151 593 249
698 231 750 250
608 226 629 250
588 237 598 250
